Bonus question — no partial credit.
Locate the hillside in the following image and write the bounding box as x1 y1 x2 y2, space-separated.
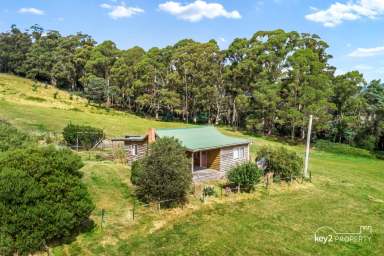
1 74 383 255
0 74 187 137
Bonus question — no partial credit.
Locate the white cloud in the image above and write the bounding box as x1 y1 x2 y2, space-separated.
305 0 384 27
18 7 44 15
100 2 144 19
349 45 384 57
159 0 241 22
353 64 373 70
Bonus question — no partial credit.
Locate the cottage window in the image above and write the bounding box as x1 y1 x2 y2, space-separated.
233 148 239 159
233 147 245 160
239 147 245 159
131 144 138 156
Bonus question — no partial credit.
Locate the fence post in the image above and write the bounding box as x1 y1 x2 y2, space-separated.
101 208 105 229
76 133 79 152
220 186 223 199
132 201 135 221
237 184 240 193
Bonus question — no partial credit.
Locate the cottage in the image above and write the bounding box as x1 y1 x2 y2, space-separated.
112 126 250 174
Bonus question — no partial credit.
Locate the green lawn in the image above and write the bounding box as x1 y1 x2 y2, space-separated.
1 74 383 255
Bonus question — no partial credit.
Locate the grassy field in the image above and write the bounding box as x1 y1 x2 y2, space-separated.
0 74 188 136
1 74 383 255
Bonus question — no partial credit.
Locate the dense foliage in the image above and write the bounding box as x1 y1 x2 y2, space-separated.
314 140 373 158
63 123 104 150
1 25 384 151
130 160 143 185
0 120 31 152
135 137 192 206
256 146 303 180
227 162 262 192
0 145 94 255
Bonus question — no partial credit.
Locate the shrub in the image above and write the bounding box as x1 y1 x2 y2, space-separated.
0 145 94 255
130 160 144 185
314 139 373 158
63 123 104 150
0 121 32 152
203 186 216 197
135 137 192 206
375 151 384 160
227 162 262 192
256 146 303 180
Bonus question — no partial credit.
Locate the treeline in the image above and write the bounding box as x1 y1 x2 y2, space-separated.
0 25 383 151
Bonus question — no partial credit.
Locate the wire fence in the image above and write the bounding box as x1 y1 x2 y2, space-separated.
96 175 310 229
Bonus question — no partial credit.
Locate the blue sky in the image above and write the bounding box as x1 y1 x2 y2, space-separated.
1 0 383 81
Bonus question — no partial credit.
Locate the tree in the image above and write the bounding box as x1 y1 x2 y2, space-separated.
256 146 303 180
0 146 94 255
83 75 108 104
134 47 180 119
0 121 32 152
0 25 32 75
330 71 366 144
52 33 95 90
227 162 262 192
85 40 119 106
111 46 145 109
281 43 333 140
363 80 384 150
135 137 192 206
22 30 62 84
62 123 104 150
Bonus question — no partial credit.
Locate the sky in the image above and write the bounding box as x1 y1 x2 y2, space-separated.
1 0 383 81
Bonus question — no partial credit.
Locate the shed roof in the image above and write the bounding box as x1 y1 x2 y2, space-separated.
111 135 146 142
156 126 249 152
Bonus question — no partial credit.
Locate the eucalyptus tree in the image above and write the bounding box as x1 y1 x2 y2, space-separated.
171 39 224 123
246 30 299 134
279 33 334 140
22 30 62 84
363 80 384 150
0 25 32 75
134 47 180 119
331 71 366 143
51 34 93 90
111 46 145 109
84 40 119 106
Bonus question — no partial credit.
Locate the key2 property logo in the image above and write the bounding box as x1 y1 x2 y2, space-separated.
314 226 372 244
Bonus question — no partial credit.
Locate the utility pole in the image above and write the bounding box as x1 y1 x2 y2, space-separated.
304 115 313 179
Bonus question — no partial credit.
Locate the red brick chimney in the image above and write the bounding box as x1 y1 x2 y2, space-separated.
147 128 156 144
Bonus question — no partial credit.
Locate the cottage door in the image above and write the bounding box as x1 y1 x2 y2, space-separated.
200 151 208 168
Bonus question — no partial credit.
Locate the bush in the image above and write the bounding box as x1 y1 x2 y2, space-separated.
375 151 384 160
203 186 216 197
135 137 192 206
0 145 94 255
0 121 32 152
227 162 262 192
256 146 303 180
63 123 104 150
314 139 373 158
130 160 144 185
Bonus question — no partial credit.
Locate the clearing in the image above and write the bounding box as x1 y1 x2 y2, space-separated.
0 74 383 255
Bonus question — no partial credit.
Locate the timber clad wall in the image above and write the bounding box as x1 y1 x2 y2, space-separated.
124 141 148 163
219 144 249 172
207 148 220 170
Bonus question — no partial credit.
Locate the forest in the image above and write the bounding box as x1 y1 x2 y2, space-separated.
0 24 383 151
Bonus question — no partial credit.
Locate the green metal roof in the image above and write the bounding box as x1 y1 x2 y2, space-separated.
156 126 249 152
